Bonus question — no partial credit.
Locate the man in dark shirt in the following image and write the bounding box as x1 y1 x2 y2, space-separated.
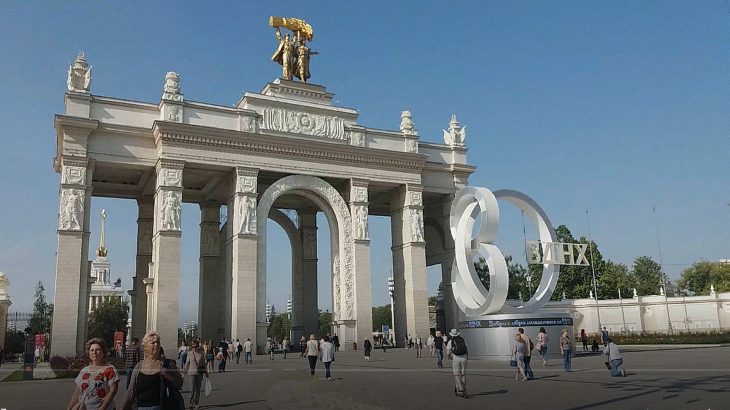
124 338 141 388
434 331 445 368
218 338 229 372
332 335 340 352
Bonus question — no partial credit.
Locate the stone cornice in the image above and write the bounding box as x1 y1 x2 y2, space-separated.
423 162 477 175
55 115 99 134
152 121 428 172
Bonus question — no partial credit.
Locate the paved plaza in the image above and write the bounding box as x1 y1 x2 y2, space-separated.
1 345 728 409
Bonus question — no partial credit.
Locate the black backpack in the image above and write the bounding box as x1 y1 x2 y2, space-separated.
451 335 467 355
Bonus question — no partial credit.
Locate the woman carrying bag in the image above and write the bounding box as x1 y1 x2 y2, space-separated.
182 339 209 410
511 334 527 381
121 332 185 410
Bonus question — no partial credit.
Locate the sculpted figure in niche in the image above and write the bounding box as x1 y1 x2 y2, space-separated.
203 224 219 255
160 191 181 231
354 206 369 240
60 189 83 230
238 196 256 234
272 27 296 81
410 209 424 243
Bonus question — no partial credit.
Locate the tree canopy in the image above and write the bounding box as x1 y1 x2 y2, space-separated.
28 281 53 336
87 297 128 349
372 305 391 332
318 311 332 339
631 256 667 296
678 260 730 295
267 313 291 342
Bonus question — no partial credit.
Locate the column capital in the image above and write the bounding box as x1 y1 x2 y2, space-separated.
232 167 258 195
348 179 369 205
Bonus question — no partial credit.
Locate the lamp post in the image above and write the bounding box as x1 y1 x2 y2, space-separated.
388 276 395 345
586 209 602 333
652 206 673 334
618 289 627 333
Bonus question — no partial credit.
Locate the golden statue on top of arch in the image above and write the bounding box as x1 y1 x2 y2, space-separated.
270 16 318 83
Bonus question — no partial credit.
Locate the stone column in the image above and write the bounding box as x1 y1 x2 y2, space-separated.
225 168 259 347
51 157 93 357
0 273 11 350
199 201 222 343
439 194 459 332
349 179 373 348
149 159 184 349
296 209 319 346
390 184 429 346
130 196 153 341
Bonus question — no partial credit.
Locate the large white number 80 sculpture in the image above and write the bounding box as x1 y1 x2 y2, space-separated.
450 187 560 316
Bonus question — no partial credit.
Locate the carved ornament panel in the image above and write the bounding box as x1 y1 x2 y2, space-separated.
262 107 346 140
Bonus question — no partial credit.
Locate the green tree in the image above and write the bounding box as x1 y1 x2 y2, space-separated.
427 296 438 307
473 255 530 299
598 261 633 299
4 330 26 353
317 311 332 339
267 313 291 342
630 256 667 296
678 260 730 295
28 281 53 336
87 297 129 348
371 305 391 332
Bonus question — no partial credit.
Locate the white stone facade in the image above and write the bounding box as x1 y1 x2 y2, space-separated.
51 53 476 356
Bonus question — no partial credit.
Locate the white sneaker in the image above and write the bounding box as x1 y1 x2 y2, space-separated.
622 369 626 377
327 377 332 381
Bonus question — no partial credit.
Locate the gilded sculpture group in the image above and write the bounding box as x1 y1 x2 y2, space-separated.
270 17 318 83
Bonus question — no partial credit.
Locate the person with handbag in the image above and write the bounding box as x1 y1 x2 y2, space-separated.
517 328 535 380
121 332 185 410
182 339 208 410
512 333 528 381
66 338 120 410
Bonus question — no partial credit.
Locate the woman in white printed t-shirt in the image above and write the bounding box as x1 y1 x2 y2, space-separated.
536 327 549 366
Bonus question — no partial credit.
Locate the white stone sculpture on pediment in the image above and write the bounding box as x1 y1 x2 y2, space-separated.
159 169 182 188
162 71 183 101
354 205 369 240
237 176 257 193
443 114 466 146
67 52 92 93
61 166 86 185
59 188 84 231
160 190 182 231
400 111 418 136
261 107 345 140
410 208 424 243
238 196 257 234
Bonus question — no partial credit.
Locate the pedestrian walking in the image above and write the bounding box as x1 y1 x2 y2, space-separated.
603 339 626 377
364 339 372 362
299 336 307 358
536 327 549 366
332 334 340 352
434 330 445 368
415 334 422 358
65 338 120 410
601 327 609 346
218 338 229 372
581 329 588 353
320 338 335 380
381 337 387 353
233 338 241 364
243 338 253 364
124 337 141 389
512 334 528 381
446 329 468 398
183 339 209 410
204 341 215 373
306 334 319 376
121 332 184 410
283 338 290 359
518 328 535 379
560 328 573 372
178 340 189 370
267 338 275 360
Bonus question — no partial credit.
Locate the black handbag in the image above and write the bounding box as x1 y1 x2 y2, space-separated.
162 360 185 410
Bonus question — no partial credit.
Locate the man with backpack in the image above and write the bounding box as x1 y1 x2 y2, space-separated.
446 329 468 398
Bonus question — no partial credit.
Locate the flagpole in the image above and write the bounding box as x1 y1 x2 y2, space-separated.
586 209 602 333
653 206 673 334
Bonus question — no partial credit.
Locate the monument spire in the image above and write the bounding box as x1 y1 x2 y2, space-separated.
96 209 108 257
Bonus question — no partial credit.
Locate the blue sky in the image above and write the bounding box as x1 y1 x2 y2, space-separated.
0 1 727 326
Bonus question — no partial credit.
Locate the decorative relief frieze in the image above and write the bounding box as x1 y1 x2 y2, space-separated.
408 191 422 207
158 168 182 188
353 205 369 240
61 165 86 185
202 223 220 256
137 220 153 255
59 188 84 231
349 130 364 147
241 116 255 133
351 186 368 203
159 190 182 231
262 107 346 140
333 253 341 321
236 176 257 193
168 106 181 122
410 208 425 243
406 138 418 153
238 195 257 234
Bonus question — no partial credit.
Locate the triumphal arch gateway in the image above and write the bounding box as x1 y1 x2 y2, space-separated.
52 43 473 356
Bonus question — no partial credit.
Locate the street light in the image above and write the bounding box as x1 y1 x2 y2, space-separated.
388 276 395 345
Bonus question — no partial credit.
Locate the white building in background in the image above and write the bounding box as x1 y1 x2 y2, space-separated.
88 210 124 312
